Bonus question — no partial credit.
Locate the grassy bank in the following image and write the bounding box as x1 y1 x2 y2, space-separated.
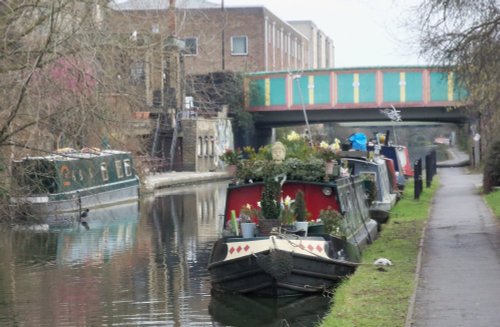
485 190 500 218
320 178 440 327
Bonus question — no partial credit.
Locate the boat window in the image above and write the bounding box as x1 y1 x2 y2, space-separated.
124 159 132 177
115 160 124 178
100 162 109 181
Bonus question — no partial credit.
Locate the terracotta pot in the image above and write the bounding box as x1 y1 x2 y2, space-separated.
258 219 281 236
226 164 237 177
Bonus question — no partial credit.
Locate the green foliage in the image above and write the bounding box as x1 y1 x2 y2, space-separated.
283 157 325 182
294 190 307 222
219 148 242 165
483 139 500 193
278 131 314 160
318 207 344 236
260 176 282 220
485 190 500 218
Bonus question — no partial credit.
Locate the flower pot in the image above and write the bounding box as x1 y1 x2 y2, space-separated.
226 164 237 177
325 161 334 175
240 222 256 238
294 221 309 236
258 219 281 236
325 161 340 176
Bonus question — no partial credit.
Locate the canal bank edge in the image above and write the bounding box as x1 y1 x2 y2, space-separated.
142 171 232 193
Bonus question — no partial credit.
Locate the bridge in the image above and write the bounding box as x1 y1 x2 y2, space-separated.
244 66 469 128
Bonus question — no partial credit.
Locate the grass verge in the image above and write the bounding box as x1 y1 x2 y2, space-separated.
319 178 440 327
485 190 500 218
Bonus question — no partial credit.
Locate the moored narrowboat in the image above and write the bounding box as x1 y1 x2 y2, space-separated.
10 148 139 226
208 175 378 297
341 155 397 224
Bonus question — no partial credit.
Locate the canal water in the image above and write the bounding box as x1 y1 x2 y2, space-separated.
0 181 332 327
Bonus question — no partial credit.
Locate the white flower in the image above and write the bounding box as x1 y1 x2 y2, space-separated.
319 141 329 149
287 131 301 141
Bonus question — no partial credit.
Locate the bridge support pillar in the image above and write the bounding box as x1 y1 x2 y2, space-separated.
254 127 274 148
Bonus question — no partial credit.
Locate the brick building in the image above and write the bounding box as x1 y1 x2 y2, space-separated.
108 0 335 171
110 0 335 74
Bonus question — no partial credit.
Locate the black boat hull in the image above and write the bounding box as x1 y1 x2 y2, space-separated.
208 236 357 297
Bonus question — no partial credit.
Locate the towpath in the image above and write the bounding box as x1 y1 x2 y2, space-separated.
407 167 500 326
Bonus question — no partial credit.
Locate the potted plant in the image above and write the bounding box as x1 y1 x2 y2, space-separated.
279 195 295 226
219 148 242 175
259 175 282 235
315 140 341 176
293 190 309 236
239 204 259 238
318 206 344 237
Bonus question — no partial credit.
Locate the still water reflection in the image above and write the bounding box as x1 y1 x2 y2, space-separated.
0 181 331 326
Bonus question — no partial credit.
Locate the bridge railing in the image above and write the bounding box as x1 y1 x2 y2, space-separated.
245 67 467 112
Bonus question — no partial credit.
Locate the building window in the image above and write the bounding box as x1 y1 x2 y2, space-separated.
183 37 198 56
130 61 145 85
231 36 248 55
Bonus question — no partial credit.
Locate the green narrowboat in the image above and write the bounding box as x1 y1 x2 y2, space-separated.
10 148 139 226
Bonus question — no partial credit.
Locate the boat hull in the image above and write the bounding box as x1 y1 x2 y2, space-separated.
208 235 357 297
14 181 139 227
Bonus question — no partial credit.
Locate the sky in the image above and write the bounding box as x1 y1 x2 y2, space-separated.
221 0 424 68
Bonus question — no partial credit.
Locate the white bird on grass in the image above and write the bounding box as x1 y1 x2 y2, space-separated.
373 258 393 266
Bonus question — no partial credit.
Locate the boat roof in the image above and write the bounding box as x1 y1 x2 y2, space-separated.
14 149 132 163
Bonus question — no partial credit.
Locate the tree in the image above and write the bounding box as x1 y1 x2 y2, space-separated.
0 0 145 217
415 0 500 153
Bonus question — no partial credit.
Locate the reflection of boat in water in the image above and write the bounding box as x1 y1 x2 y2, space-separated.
55 201 139 265
10 148 139 227
209 293 331 327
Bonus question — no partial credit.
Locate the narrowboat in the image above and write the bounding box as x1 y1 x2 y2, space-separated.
380 144 414 189
10 148 139 227
207 174 378 297
341 155 397 224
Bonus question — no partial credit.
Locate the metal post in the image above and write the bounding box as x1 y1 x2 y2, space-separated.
293 74 313 147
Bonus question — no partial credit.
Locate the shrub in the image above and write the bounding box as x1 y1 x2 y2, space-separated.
483 139 500 193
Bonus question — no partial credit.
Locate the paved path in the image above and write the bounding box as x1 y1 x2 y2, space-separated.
437 147 470 167
409 168 500 326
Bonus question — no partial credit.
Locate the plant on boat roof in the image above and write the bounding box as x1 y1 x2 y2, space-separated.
260 175 282 219
219 148 242 165
294 190 307 222
314 140 341 162
280 131 314 160
279 195 295 225
283 157 325 182
318 206 344 237
238 203 261 223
